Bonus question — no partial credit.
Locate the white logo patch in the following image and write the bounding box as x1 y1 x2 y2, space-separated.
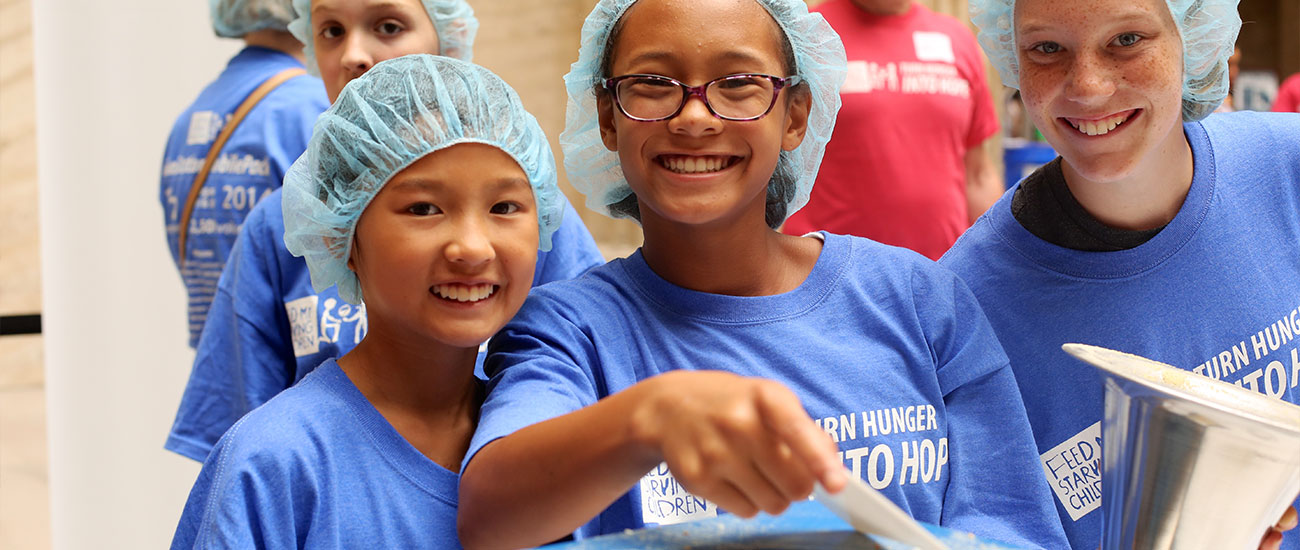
1041 421 1103 521
639 463 717 525
285 295 320 358
913 31 955 64
841 60 899 94
186 111 224 146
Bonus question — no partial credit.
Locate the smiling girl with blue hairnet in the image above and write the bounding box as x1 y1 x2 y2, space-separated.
165 0 604 464
170 54 562 549
456 0 1067 547
939 0 1300 548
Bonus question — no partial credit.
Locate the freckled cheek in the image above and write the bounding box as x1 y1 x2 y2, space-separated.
1157 54 1184 98
1125 51 1185 113
1129 57 1173 89
1016 67 1063 127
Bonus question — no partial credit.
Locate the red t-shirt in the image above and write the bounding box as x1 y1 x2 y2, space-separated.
1272 73 1300 113
783 0 999 260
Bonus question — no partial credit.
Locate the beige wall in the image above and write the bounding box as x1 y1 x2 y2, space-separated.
1239 0 1300 79
0 0 48 546
0 0 41 319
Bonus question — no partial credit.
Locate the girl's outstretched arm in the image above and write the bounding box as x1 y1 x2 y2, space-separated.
457 370 846 550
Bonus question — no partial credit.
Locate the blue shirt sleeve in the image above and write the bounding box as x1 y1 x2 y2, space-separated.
466 290 601 470
171 417 313 550
913 267 1069 549
166 202 296 461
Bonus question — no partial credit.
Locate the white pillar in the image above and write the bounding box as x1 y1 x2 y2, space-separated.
33 2 239 547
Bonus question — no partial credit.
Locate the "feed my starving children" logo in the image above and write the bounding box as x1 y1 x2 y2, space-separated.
1041 421 1103 521
639 463 718 525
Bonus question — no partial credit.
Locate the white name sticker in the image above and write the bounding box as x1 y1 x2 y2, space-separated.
913 31 955 64
639 462 717 525
1040 421 1103 521
284 295 320 358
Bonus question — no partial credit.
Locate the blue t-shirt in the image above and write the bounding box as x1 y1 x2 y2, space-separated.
160 46 330 347
940 111 1300 550
469 232 1069 549
170 359 463 549
165 188 605 462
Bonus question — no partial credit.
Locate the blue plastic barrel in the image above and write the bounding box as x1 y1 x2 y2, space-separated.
1003 143 1057 189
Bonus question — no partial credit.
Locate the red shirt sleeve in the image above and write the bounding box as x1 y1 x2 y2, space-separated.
960 27 1000 148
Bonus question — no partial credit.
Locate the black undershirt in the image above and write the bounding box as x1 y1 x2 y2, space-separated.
1010 157 1166 252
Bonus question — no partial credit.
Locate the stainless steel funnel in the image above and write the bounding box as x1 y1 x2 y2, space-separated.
1063 343 1300 550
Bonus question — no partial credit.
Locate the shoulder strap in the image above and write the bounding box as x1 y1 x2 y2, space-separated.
177 67 307 267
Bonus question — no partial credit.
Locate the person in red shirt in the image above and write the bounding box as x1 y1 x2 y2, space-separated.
781 0 1003 260
1273 73 1300 113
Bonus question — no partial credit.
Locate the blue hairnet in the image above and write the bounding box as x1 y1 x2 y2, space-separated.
210 0 296 38
560 0 847 225
287 0 478 77
282 54 564 305
970 0 1241 121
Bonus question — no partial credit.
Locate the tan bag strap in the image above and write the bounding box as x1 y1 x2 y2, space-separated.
177 67 308 267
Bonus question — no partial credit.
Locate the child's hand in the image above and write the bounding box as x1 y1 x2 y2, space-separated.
1260 505 1298 550
631 370 849 518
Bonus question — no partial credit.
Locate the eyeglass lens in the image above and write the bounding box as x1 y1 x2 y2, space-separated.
615 75 778 121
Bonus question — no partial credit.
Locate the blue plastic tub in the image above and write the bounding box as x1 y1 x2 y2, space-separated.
1003 143 1058 189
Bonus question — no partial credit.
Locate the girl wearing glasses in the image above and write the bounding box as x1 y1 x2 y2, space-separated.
456 0 1067 548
